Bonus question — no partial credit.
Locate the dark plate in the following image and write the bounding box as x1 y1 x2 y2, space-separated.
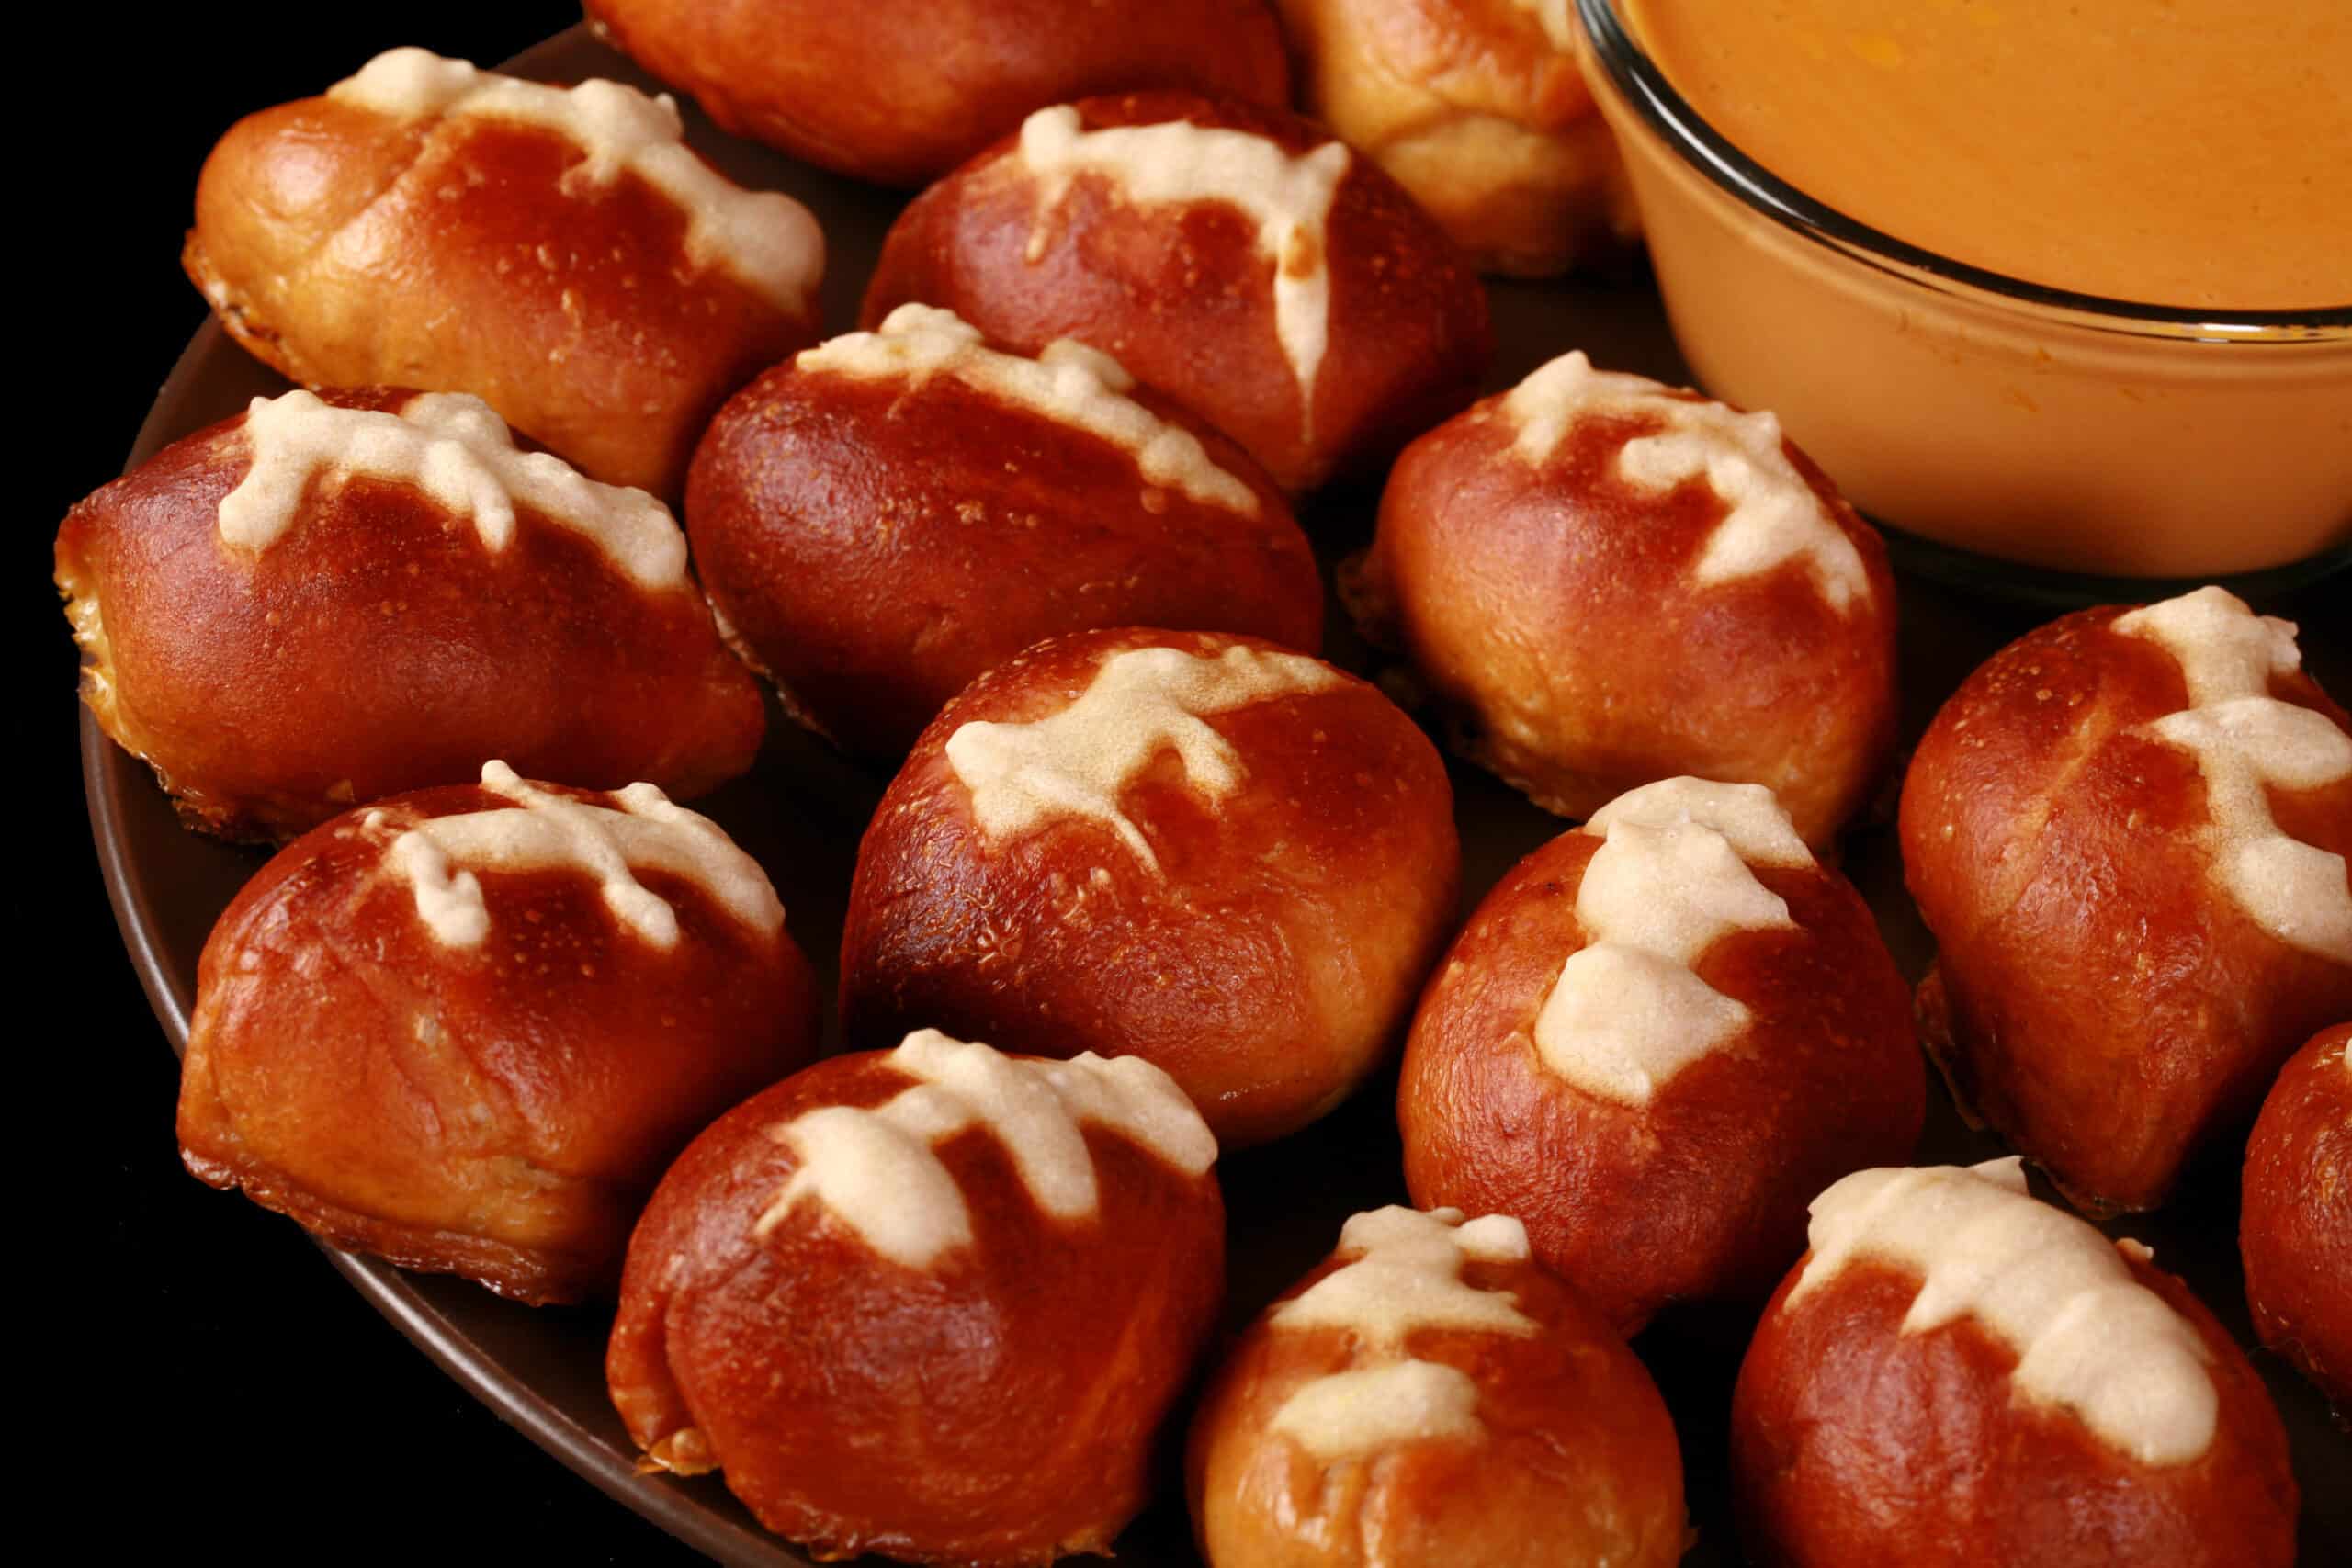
82 23 2351 1567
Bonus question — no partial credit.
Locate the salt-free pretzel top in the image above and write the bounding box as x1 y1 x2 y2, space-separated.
1355 350 1900 846
1399 777 1921 1333
56 386 763 842
582 0 1292 186
1901 585 2352 1212
685 304 1320 756
1187 1205 1688 1568
863 89 1493 493
1274 0 1640 276
1732 1158 2299 1568
176 761 819 1304
2239 1022 2352 1410
607 1029 1225 1564
184 47 825 497
840 626 1461 1147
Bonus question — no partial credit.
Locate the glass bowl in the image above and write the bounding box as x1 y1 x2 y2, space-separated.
1570 0 2352 581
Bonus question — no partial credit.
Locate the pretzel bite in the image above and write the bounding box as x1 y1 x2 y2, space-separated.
1274 0 1638 276
56 387 763 844
841 626 1460 1147
1398 777 1921 1335
1731 1159 2298 1568
685 306 1321 757
1900 586 2352 1213
608 1029 1223 1564
2241 1022 2352 1412
1351 351 1898 847
176 762 819 1305
1188 1205 1687 1568
582 0 1291 186
863 90 1493 493
184 47 824 498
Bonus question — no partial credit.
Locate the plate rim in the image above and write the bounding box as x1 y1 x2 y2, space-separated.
79 26 818 1564
80 364 807 1568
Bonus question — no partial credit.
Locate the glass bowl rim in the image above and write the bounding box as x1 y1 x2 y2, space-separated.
1572 0 2352 342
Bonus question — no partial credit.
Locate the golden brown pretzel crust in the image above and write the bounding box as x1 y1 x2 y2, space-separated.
2241 1022 2352 1411
184 93 818 498
606 1051 1226 1564
1899 606 2352 1213
1187 1237 1687 1567
1274 0 1638 276
862 90 1493 494
55 389 763 845
584 0 1291 186
1398 823 1922 1335
840 626 1461 1147
1354 383 1899 847
684 344 1322 758
176 780 820 1305
1730 1251 2299 1568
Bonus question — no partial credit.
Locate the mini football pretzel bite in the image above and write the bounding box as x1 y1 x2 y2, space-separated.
56 387 763 844
1901 585 2352 1213
185 47 825 498
1188 1205 1688 1568
1732 1159 2299 1568
686 305 1321 757
608 1029 1224 1565
177 762 820 1305
582 0 1292 186
1399 777 1922 1335
1275 0 1639 276
864 90 1493 493
1352 350 1899 848
841 626 1461 1147
2240 1022 2352 1412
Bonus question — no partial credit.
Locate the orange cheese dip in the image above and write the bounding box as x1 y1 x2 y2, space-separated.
1624 0 2352 310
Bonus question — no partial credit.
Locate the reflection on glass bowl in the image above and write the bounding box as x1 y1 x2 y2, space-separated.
1570 0 2352 581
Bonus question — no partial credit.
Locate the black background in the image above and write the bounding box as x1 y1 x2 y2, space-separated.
45 6 694 1562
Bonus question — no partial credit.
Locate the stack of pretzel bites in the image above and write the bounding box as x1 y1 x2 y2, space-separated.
60 6 2349 1566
